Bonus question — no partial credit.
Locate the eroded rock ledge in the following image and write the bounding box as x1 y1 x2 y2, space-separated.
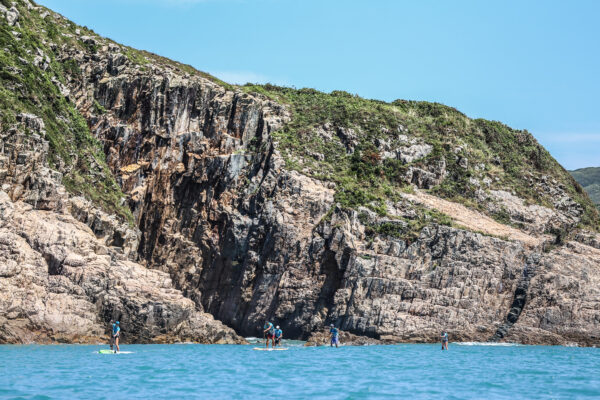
304 330 398 346
0 191 244 344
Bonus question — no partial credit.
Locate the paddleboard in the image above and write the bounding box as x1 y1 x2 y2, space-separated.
98 350 133 354
252 347 289 351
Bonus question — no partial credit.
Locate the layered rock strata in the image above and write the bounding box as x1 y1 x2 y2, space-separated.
0 190 243 344
0 93 242 344
63 48 600 345
1 1 599 346
55 16 600 346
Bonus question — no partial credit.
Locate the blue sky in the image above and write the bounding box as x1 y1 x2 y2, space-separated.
38 0 599 170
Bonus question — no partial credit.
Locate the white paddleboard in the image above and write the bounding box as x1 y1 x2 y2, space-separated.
98 350 133 354
252 347 289 351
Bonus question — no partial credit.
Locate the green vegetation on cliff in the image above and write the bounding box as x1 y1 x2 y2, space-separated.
570 167 600 208
0 0 132 222
2 0 597 235
243 85 599 231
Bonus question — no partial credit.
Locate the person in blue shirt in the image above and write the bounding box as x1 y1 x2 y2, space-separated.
263 321 275 349
110 321 120 353
274 326 283 347
329 324 339 348
441 331 449 350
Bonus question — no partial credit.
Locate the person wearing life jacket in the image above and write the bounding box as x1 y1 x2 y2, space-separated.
441 331 449 350
274 326 283 347
329 324 339 348
263 321 275 348
110 321 120 353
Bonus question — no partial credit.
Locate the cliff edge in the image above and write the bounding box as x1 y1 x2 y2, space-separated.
1 0 599 346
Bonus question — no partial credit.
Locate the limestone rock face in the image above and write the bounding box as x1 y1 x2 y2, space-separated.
504 242 600 346
0 127 67 213
68 196 140 260
482 189 577 234
1 2 599 347
46 29 599 347
0 4 20 27
0 191 243 344
0 101 242 345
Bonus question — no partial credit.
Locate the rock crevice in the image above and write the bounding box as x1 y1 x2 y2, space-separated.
489 253 540 341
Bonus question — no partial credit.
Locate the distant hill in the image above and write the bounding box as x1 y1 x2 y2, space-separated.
570 167 600 207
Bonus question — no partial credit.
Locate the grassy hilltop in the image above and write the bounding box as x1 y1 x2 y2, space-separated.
1 0 598 232
242 85 598 231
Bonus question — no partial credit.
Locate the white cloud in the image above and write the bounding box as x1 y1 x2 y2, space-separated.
210 70 288 86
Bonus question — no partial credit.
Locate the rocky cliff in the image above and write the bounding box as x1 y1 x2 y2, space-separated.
1 0 599 346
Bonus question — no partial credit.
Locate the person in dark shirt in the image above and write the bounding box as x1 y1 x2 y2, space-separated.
441 331 449 350
274 326 283 347
329 324 339 348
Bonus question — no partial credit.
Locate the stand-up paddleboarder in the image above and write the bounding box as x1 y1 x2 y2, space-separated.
110 321 120 353
329 324 339 348
263 321 275 348
441 331 449 350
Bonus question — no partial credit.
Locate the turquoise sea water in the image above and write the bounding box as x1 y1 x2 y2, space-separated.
0 342 599 399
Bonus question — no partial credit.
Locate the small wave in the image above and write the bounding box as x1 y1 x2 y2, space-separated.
456 342 522 346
